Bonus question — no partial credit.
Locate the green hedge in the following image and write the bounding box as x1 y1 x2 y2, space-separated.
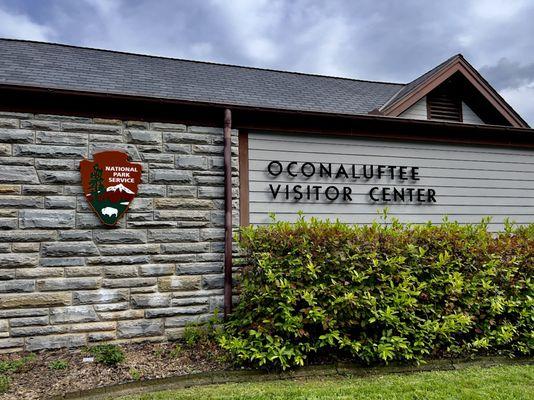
220 217 533 369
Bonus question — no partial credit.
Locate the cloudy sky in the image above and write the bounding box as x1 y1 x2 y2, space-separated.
0 0 533 124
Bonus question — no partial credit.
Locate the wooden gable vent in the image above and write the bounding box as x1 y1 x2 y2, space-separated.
427 86 462 122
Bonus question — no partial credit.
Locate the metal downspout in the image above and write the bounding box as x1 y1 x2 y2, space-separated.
223 108 233 317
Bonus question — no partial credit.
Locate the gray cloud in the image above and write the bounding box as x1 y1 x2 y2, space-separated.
480 58 534 90
0 0 533 124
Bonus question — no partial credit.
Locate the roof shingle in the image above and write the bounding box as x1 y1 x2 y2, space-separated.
0 39 404 116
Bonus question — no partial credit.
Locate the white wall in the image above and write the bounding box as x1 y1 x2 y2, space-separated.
247 132 534 230
399 97 427 120
462 102 484 124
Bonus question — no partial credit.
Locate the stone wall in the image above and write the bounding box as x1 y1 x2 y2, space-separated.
0 112 239 352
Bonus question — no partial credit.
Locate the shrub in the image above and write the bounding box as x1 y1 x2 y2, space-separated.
89 344 125 366
220 216 533 369
0 354 36 374
183 311 223 348
0 375 8 394
129 368 142 381
49 360 68 370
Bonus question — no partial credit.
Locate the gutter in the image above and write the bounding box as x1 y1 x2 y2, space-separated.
223 109 233 317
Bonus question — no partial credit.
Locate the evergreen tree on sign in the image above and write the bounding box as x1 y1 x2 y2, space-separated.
89 164 105 196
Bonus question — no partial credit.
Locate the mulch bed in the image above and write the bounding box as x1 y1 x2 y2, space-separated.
0 342 227 400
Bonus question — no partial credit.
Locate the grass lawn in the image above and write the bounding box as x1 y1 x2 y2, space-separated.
121 364 533 400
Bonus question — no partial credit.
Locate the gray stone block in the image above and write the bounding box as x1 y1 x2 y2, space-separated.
58 230 92 241
20 119 60 131
0 254 38 268
131 294 170 308
154 210 210 221
0 269 16 280
138 264 174 276
9 316 49 327
0 338 25 349
176 262 222 275
44 196 77 209
126 130 162 144
164 314 211 328
200 228 225 241
117 319 163 338
0 118 19 129
102 265 138 278
20 210 75 229
22 185 62 195
119 195 149 210
88 332 116 342
0 128 34 143
163 143 191 155
62 122 121 134
102 277 157 288
26 334 86 351
35 159 75 170
0 218 17 230
40 257 84 267
201 274 224 290
0 157 33 166
72 289 128 305
14 144 87 158
73 289 128 305
0 280 35 293
138 184 166 197
36 131 87 146
176 155 208 170
166 185 197 198
149 169 192 184
89 133 123 143
141 153 174 163
188 126 223 134
0 166 39 184
93 229 147 244
145 305 208 318
0 195 42 208
98 244 160 256
65 266 102 277
38 170 80 184
148 229 199 242
87 255 150 265
42 241 98 257
50 305 98 324
153 198 213 209
0 308 49 318
198 186 225 199
15 267 63 278
161 242 210 254
171 296 209 307
37 278 100 291
0 230 56 242
163 132 212 144
151 122 186 131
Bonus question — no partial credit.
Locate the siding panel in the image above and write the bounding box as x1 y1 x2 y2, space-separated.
248 132 534 230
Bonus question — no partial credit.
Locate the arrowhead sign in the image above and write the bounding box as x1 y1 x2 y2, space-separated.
80 151 142 226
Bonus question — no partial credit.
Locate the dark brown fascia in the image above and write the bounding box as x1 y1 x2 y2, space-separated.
379 55 529 128
1 83 534 149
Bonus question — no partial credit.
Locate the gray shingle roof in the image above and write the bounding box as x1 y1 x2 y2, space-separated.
0 39 404 116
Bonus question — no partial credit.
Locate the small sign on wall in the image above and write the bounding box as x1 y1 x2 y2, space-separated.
80 151 142 226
